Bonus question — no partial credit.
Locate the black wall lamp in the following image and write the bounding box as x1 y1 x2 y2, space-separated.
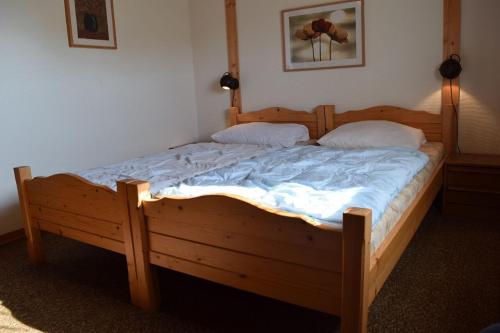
439 54 462 80
220 72 240 107
439 54 463 153
220 72 239 90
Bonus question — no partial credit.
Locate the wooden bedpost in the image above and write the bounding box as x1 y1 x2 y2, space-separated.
225 0 242 110
324 105 335 133
324 105 336 133
125 180 160 311
442 0 461 154
13 166 43 265
341 208 372 333
229 106 240 126
117 180 141 310
313 105 327 138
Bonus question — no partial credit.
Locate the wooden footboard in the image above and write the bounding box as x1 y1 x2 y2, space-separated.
143 195 345 314
122 160 444 333
124 181 373 331
13 166 144 308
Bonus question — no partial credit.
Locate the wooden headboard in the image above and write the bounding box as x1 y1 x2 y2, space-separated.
229 105 334 139
325 105 443 142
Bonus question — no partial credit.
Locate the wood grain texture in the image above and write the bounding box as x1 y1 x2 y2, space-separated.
14 167 43 265
149 250 342 315
37 219 124 254
126 181 160 311
225 0 241 109
142 194 343 315
145 195 342 272
29 204 123 241
444 153 500 219
446 153 500 168
117 180 142 312
442 0 461 153
22 176 132 257
341 208 371 333
325 105 443 142
229 105 333 139
25 173 125 225
447 167 500 192
14 169 143 313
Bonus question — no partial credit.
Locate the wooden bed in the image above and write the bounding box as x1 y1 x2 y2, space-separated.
125 105 445 333
12 169 150 307
13 105 329 311
15 105 445 332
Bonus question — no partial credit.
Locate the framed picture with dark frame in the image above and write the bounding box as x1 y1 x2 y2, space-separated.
281 0 364 71
64 0 117 49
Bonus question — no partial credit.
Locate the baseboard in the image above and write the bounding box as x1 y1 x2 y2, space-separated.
0 229 25 246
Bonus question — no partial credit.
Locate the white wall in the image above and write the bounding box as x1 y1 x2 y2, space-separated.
460 0 500 154
192 0 443 139
0 0 198 235
189 0 229 140
3 0 498 236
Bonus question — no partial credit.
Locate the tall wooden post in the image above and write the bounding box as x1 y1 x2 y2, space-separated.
442 0 461 154
126 180 160 311
14 166 43 265
225 0 242 110
341 208 372 333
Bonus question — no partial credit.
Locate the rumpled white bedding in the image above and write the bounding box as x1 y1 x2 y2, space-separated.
76 143 277 192
158 146 430 228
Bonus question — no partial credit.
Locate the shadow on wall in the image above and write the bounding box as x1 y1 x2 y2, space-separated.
0 203 21 236
459 88 500 154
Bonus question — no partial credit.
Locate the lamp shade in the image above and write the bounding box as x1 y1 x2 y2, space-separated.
439 54 462 80
220 72 239 90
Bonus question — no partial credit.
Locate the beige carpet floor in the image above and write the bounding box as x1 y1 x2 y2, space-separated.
0 205 499 333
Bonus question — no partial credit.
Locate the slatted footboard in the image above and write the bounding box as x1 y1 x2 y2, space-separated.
124 182 372 332
13 166 147 309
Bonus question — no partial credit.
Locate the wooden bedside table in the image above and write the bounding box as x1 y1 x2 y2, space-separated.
444 153 500 220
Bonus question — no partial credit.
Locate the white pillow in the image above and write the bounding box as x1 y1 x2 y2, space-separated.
318 120 427 149
211 122 310 147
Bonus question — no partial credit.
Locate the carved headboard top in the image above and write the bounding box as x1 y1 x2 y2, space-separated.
229 105 335 139
325 105 443 142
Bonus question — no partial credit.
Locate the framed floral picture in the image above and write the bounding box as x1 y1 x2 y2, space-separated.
64 0 117 49
281 0 364 71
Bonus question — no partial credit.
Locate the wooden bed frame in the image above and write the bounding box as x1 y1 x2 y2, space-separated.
134 106 444 333
12 169 151 308
14 105 445 332
12 105 328 311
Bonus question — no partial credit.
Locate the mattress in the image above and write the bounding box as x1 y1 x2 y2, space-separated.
370 142 443 251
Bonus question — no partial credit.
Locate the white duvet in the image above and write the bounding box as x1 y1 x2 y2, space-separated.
77 143 429 229
76 143 277 192
158 146 429 228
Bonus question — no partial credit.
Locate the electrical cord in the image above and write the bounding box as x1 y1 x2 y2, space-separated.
449 79 462 154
